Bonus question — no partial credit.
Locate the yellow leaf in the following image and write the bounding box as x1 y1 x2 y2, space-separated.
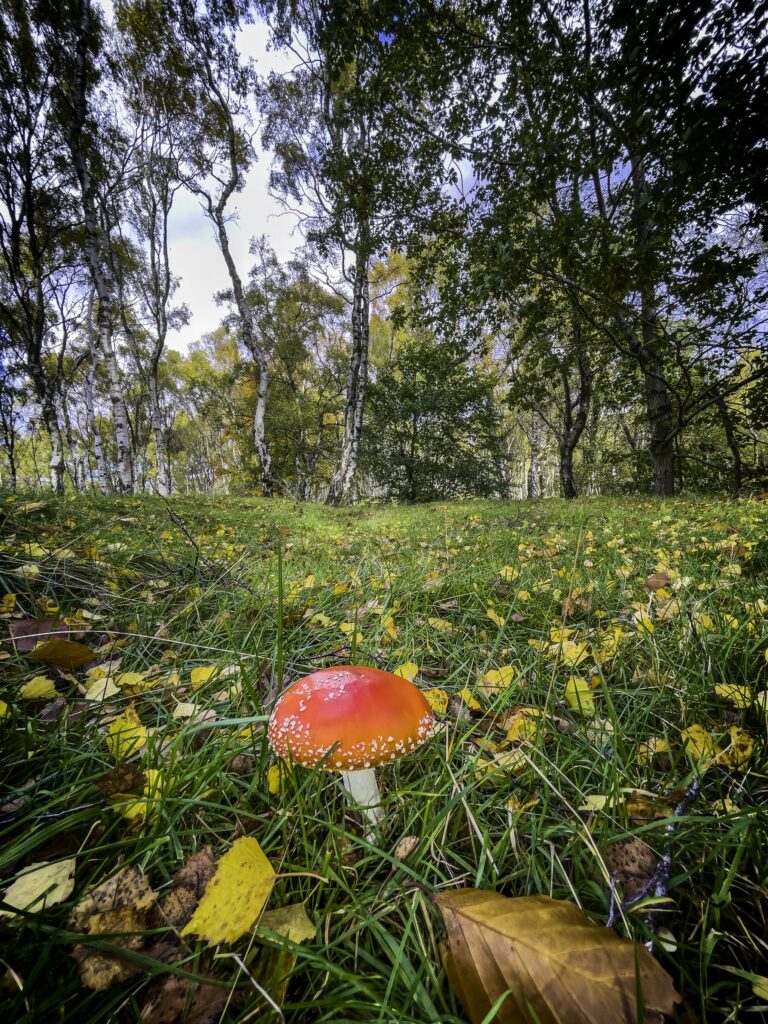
0 858 76 917
309 612 332 628
486 608 505 628
517 590 531 601
190 665 218 689
259 903 315 943
267 763 285 794
499 566 519 582
20 675 57 700
558 640 589 667
0 699 10 720
115 671 150 692
458 687 482 710
479 666 516 695
428 617 453 634
437 890 680 1024
715 726 754 772
423 687 449 715
715 683 751 708
181 837 276 944
83 676 121 702
394 662 419 682
565 676 595 715
381 614 398 640
680 724 716 764
106 703 147 762
504 707 540 743
633 611 655 634
636 737 670 765
2 593 16 612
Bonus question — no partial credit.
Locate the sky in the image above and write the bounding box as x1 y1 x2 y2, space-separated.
98 1 304 353
165 19 301 352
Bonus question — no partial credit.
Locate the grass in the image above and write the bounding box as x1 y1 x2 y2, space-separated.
0 491 766 1023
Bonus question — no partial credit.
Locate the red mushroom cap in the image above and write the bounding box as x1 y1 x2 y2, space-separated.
268 665 433 771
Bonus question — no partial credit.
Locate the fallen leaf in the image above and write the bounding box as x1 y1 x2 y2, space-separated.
20 675 57 700
603 837 658 901
106 703 148 761
72 906 149 988
565 676 595 715
95 764 147 796
714 683 751 709
8 618 71 653
715 726 754 771
681 724 716 765
0 858 76 917
422 687 449 714
437 889 680 1024
479 666 516 696
181 837 276 944
259 903 315 943
394 835 420 860
140 973 230 1023
190 665 219 689
645 573 670 592
394 662 419 682
29 637 96 670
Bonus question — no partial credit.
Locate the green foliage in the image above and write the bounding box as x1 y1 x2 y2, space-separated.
363 335 505 501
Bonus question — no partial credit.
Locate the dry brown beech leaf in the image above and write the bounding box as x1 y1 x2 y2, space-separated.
436 890 680 1024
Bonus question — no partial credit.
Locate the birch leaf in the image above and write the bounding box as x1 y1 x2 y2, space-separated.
0 858 76 917
181 837 276 944
437 889 680 1024
106 703 147 761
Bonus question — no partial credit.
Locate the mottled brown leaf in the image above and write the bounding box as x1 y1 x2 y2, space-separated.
95 764 147 797
437 889 680 1024
604 838 659 902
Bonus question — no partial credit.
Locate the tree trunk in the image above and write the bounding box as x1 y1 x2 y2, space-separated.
85 340 110 496
558 333 594 499
148 370 171 496
328 258 370 506
629 155 675 497
527 412 540 498
68 0 133 493
715 393 742 495
253 354 273 497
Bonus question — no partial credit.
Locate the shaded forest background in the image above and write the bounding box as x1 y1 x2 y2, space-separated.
1 0 767 503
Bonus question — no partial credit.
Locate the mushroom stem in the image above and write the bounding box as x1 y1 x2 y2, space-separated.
341 768 384 837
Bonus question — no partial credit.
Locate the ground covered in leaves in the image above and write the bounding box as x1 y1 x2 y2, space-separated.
0 492 766 1023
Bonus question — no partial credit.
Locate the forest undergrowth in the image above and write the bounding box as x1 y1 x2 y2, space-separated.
0 492 766 1023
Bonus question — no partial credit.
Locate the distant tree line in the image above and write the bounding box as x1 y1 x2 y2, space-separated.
1 0 766 501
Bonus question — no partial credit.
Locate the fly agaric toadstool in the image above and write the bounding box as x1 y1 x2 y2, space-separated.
268 665 433 834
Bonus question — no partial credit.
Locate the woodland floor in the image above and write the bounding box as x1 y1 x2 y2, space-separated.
0 492 767 1023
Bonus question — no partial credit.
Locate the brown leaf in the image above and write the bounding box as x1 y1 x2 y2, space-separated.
8 618 71 653
140 974 231 1024
644 573 670 592
437 889 680 1024
71 863 156 930
157 847 218 930
603 838 659 902
29 637 96 670
72 906 149 989
95 765 147 797
173 847 217 896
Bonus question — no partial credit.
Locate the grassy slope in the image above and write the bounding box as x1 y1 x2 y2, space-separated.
0 492 766 1023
